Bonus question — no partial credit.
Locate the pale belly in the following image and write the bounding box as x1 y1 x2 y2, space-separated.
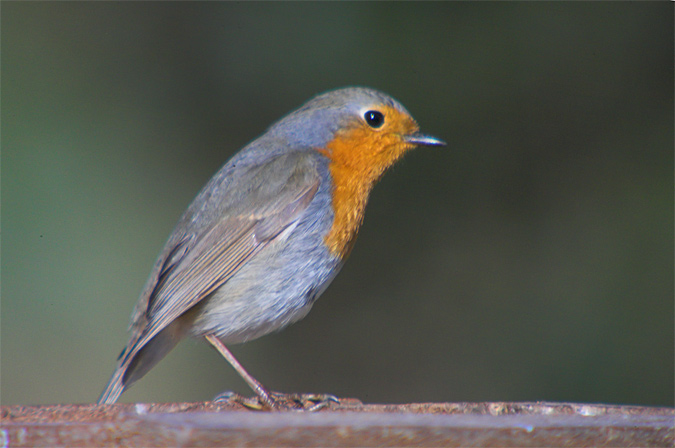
187 227 342 344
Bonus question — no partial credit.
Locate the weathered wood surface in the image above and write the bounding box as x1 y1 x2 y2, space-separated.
2 400 673 447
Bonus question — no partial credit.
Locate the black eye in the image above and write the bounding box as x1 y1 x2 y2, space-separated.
364 110 384 128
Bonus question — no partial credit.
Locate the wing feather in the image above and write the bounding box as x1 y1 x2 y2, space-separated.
119 151 321 367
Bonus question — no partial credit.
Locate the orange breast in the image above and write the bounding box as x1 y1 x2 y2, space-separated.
317 106 419 259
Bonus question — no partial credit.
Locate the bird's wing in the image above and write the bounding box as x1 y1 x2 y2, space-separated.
124 150 321 361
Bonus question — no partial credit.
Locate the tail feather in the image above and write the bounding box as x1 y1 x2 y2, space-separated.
98 324 182 404
98 366 127 405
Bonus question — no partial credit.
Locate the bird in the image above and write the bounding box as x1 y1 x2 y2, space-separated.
98 87 445 408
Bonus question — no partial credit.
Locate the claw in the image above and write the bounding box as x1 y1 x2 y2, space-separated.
276 392 340 411
212 391 237 403
305 393 339 403
239 399 267 411
213 391 266 410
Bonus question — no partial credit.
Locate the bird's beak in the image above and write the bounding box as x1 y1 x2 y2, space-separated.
404 132 446 147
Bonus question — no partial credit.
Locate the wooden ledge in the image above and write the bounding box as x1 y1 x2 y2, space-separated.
2 400 673 447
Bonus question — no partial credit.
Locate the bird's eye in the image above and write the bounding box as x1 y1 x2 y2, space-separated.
364 110 385 128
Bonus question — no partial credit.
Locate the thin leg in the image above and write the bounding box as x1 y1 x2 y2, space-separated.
205 334 275 409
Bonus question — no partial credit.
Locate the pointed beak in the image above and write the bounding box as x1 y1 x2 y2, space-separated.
404 132 446 147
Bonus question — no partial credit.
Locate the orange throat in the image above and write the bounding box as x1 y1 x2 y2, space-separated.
318 111 419 259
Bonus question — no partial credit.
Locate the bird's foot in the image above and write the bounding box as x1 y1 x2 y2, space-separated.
213 390 339 411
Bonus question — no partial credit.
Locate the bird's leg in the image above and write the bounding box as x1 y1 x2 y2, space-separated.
206 334 340 411
205 334 275 409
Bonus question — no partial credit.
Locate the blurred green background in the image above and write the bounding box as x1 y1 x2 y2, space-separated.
3 3 672 407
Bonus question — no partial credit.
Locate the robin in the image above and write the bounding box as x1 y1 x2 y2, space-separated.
98 87 445 408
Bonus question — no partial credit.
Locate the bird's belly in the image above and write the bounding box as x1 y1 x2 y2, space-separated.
187 230 341 344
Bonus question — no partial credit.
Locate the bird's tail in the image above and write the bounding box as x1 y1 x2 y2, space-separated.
98 326 180 404
98 362 127 404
